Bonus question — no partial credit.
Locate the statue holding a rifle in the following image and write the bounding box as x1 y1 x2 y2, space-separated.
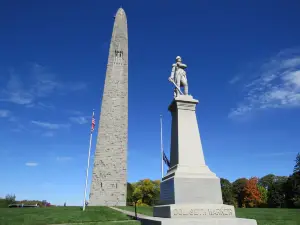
168 56 189 97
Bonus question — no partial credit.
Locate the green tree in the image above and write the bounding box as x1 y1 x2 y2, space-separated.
258 174 276 190
232 178 248 207
0 198 7 208
132 186 144 205
283 172 300 208
152 180 161 205
267 178 287 208
126 182 134 205
257 185 268 207
220 178 235 206
132 179 156 206
294 153 300 173
5 194 16 206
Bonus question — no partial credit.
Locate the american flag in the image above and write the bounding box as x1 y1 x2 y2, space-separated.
163 151 170 167
91 110 95 133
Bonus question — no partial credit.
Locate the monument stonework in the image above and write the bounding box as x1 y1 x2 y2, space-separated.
141 57 257 224
89 8 128 206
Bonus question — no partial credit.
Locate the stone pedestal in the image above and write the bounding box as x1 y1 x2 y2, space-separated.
142 95 257 225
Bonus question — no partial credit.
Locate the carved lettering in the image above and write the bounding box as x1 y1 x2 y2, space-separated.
173 209 178 215
194 209 199 215
172 207 234 217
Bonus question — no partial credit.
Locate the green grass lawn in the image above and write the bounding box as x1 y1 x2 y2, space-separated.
1 206 299 225
0 206 136 225
65 222 139 225
64 222 139 225
118 206 300 225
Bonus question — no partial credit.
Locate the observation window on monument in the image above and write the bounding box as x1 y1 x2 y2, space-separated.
115 50 123 58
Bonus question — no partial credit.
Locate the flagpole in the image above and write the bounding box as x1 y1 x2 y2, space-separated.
83 110 95 211
160 115 164 179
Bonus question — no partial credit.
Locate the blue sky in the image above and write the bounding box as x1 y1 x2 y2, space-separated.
1 1 300 205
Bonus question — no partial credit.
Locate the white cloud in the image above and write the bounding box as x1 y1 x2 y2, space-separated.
31 120 70 129
0 63 86 107
67 82 87 91
11 124 27 132
42 131 54 137
25 162 38 167
0 109 10 118
229 76 240 84
56 156 73 161
253 151 298 157
26 102 55 110
69 116 88 124
66 110 83 115
229 47 300 118
0 109 17 122
281 57 300 68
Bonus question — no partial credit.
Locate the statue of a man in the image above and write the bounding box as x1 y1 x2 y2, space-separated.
168 56 188 97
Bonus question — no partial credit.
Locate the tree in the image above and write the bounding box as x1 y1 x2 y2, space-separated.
283 172 300 208
5 194 16 206
267 179 286 208
258 174 276 190
220 178 235 206
232 178 248 207
132 187 143 205
294 153 300 173
132 179 157 206
152 180 161 205
244 177 261 208
42 200 47 206
127 182 134 205
257 185 268 207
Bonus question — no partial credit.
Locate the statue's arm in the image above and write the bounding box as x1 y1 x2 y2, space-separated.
169 64 176 80
177 62 187 68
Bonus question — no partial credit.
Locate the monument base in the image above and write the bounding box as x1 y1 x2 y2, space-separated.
160 176 223 205
145 203 257 225
141 217 257 225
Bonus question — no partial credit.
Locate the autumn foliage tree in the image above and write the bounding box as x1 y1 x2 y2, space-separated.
244 177 261 208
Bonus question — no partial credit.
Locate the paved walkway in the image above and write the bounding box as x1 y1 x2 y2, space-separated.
109 207 151 220
49 220 136 225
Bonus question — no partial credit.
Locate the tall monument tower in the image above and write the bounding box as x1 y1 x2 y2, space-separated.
89 8 128 206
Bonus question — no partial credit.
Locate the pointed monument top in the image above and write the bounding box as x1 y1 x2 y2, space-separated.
116 7 126 17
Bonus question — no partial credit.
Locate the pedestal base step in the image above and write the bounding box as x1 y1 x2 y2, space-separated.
141 217 257 225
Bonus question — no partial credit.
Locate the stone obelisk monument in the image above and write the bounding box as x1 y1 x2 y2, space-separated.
89 8 128 206
142 57 257 224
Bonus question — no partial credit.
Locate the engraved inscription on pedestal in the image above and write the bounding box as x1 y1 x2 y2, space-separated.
154 204 236 219
160 178 174 203
172 206 234 218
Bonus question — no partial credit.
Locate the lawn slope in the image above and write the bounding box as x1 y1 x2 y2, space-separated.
0 206 133 225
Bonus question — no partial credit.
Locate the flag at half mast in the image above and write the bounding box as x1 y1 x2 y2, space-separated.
91 110 95 133
163 151 170 167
